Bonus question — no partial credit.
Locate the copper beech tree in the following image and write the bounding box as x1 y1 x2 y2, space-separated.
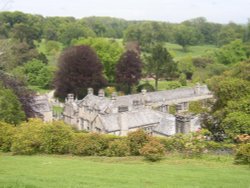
54 45 107 99
115 50 142 94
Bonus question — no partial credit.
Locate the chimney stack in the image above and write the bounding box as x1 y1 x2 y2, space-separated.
67 93 74 103
194 83 201 95
141 89 147 95
111 92 117 101
87 88 93 95
98 89 105 98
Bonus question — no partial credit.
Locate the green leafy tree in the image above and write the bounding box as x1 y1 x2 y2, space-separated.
145 44 176 90
22 59 54 89
215 40 247 65
177 56 195 80
71 37 124 83
222 112 250 139
175 25 201 51
0 86 25 125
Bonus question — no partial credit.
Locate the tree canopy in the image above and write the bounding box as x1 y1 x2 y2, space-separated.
115 50 142 94
54 45 107 99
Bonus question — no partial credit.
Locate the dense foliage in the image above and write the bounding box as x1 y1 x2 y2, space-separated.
54 45 107 99
115 50 142 93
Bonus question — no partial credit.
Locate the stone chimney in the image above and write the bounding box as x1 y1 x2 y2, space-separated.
111 92 117 101
194 83 201 95
98 89 105 98
67 93 74 103
87 88 93 95
141 89 147 95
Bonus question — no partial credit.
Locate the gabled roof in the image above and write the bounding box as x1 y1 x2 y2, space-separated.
98 109 175 133
32 95 52 113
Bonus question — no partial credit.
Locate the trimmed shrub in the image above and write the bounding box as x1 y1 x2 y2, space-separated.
11 119 44 155
71 133 108 156
127 129 150 156
140 138 165 161
106 138 130 157
40 121 73 154
234 143 250 165
0 122 15 152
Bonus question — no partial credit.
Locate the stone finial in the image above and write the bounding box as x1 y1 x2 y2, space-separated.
87 88 93 95
141 89 147 95
98 89 105 98
67 93 74 102
194 82 201 95
111 92 117 101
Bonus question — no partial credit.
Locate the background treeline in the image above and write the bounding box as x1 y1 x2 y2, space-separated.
0 119 249 164
0 11 249 47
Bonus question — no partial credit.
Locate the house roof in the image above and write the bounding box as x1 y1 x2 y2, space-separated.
98 109 175 134
31 95 51 113
79 85 212 110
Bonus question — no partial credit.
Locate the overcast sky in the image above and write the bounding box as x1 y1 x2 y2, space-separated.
1 0 250 23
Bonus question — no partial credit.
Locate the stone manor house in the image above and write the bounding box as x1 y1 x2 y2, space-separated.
63 84 213 137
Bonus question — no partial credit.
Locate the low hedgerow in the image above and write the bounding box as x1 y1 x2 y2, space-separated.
140 138 165 161
11 119 44 155
234 143 250 165
40 121 73 154
71 133 108 156
106 138 130 157
127 129 150 155
0 121 15 152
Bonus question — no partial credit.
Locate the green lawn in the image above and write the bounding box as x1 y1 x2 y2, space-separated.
0 153 249 188
164 42 218 60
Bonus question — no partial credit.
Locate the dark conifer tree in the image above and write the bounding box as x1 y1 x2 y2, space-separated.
54 45 107 99
115 50 142 94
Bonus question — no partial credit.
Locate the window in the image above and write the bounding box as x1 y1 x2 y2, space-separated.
118 105 128 112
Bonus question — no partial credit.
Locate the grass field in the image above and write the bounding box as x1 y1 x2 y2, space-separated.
0 153 249 188
164 42 218 60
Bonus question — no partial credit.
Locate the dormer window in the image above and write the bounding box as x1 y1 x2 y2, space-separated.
133 100 140 106
118 105 128 112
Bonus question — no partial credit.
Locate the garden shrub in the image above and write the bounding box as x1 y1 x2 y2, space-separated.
140 138 165 161
40 121 73 154
234 134 250 144
71 132 108 156
0 122 15 152
127 129 150 155
11 119 44 155
234 143 250 165
106 138 130 157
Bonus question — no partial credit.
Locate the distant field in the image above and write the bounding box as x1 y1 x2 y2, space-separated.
164 42 218 60
0 153 249 188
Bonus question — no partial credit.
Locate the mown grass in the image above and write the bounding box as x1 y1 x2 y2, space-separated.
0 153 249 188
164 42 218 60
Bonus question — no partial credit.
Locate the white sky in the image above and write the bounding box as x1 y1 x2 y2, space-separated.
1 0 250 23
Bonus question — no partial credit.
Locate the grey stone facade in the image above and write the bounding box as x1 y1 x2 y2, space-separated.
63 84 213 136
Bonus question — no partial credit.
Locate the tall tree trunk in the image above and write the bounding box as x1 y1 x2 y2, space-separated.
155 78 158 91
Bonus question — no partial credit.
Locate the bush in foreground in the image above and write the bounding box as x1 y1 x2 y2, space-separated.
127 129 150 155
11 119 44 155
234 143 250 165
0 122 15 152
140 138 165 161
40 121 73 154
71 133 108 156
106 138 130 157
